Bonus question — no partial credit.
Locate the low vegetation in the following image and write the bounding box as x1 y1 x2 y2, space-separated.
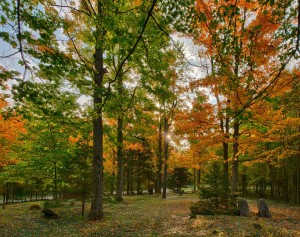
1 193 300 237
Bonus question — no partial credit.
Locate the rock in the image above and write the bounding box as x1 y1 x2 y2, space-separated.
30 205 41 211
42 208 59 219
257 198 271 218
237 198 250 216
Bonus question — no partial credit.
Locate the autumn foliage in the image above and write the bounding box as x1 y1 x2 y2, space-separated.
0 99 25 167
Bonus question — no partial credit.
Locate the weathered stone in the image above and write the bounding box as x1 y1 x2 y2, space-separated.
237 198 250 216
30 205 41 210
42 208 59 219
257 198 271 218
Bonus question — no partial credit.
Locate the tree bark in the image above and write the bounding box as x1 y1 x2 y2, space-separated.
89 39 104 220
81 156 88 217
231 120 240 193
162 117 169 199
137 153 141 195
116 75 124 202
197 168 201 190
223 113 229 185
297 121 300 204
155 117 163 193
215 90 229 187
53 161 57 200
3 183 6 204
111 153 115 195
193 168 196 191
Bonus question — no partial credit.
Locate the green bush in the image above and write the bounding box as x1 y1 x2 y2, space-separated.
190 162 237 215
43 200 64 208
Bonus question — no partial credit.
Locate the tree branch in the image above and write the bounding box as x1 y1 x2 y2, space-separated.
123 86 138 113
100 0 158 109
150 13 204 69
66 29 94 71
85 0 96 15
17 0 30 79
0 51 20 58
112 0 158 83
51 4 92 16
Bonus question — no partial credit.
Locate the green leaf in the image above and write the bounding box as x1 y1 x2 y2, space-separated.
0 15 7 24
0 31 10 42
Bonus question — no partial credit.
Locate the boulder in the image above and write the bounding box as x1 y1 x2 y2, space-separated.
257 198 271 218
42 208 59 219
237 198 250 216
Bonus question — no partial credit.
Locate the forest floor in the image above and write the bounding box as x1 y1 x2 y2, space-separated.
0 192 300 237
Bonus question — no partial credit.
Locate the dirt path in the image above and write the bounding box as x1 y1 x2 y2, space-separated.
0 193 300 236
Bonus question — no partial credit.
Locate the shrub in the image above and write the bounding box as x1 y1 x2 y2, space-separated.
190 162 237 216
43 200 64 208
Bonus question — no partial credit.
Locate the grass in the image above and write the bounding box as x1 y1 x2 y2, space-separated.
0 193 300 237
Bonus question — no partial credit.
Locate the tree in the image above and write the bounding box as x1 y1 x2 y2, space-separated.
11 79 79 200
1 0 161 219
192 0 299 192
190 161 236 216
0 98 25 167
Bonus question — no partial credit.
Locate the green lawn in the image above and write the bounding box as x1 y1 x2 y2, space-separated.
1 193 300 237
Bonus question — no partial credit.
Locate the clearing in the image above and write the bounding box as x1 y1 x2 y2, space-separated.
0 193 300 237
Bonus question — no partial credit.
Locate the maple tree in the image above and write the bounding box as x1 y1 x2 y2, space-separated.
0 99 25 168
189 0 299 192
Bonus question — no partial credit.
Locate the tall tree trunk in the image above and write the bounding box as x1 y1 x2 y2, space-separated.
193 168 196 191
116 75 124 201
223 113 229 185
89 42 104 220
111 153 115 195
126 152 131 195
215 91 230 187
162 117 169 199
155 118 163 193
269 164 275 199
35 181 38 200
231 120 240 193
81 156 88 217
3 183 6 204
6 183 9 203
197 168 201 190
53 161 57 200
137 153 141 195
297 151 300 205
81 186 86 217
12 185 16 203
297 121 300 204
